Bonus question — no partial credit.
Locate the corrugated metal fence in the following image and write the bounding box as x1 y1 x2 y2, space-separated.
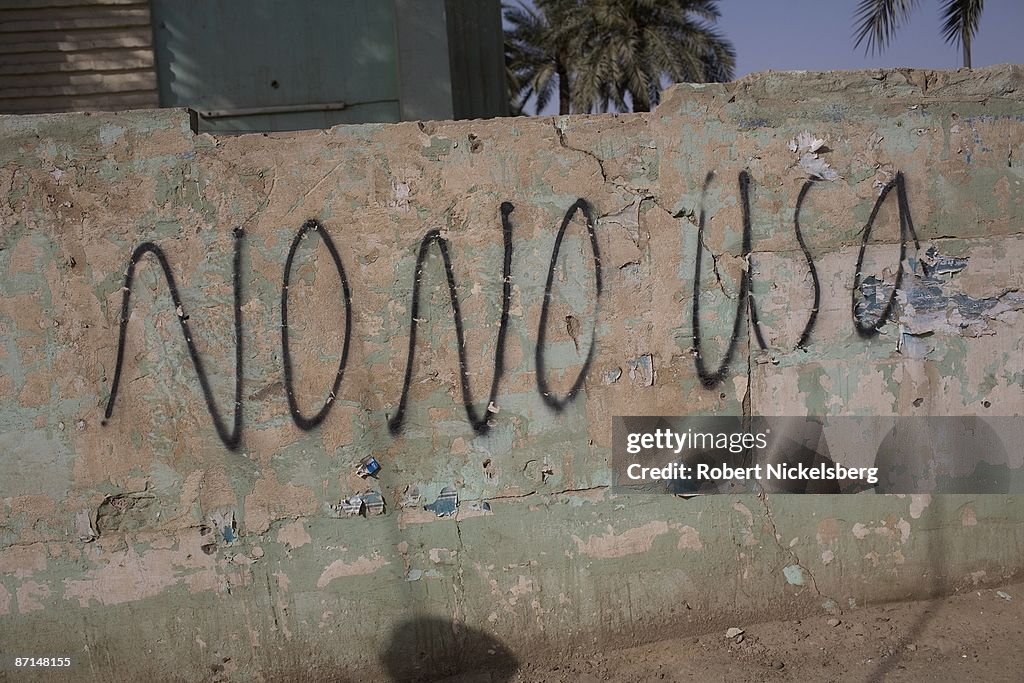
0 0 159 114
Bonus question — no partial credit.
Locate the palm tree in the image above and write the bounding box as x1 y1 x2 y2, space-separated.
853 0 985 69
504 0 578 115
504 0 735 115
568 0 735 113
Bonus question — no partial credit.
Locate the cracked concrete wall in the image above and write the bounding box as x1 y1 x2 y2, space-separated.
1 66 1023 680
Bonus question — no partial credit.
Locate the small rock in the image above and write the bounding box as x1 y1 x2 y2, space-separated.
773 660 785 670
725 627 744 639
827 617 841 627
996 591 1012 601
250 546 264 559
906 644 917 652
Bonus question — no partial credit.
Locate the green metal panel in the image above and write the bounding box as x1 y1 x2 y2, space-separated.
150 0 401 132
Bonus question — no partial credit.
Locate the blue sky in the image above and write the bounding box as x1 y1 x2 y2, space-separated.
511 1 1024 114
720 0 1024 75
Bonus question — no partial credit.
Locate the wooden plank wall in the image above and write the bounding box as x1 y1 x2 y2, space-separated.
0 0 159 114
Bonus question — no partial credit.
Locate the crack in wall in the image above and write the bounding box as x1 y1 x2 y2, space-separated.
485 485 608 502
757 491 839 609
452 517 467 631
553 121 679 215
698 230 732 298
554 121 608 185
264 570 282 636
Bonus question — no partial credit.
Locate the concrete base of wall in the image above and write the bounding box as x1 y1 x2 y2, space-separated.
2 494 1021 680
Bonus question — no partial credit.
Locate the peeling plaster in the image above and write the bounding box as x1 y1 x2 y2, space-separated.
677 525 703 551
316 555 389 588
909 494 932 519
276 519 312 549
573 521 671 559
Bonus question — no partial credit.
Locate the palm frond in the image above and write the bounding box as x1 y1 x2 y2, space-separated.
939 0 984 49
852 0 920 54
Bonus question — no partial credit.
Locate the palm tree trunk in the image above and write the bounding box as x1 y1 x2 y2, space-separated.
962 28 972 68
556 61 570 115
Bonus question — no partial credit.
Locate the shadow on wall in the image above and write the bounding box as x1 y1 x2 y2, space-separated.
380 617 519 682
874 417 1011 493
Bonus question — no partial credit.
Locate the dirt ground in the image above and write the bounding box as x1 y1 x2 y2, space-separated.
502 582 1024 683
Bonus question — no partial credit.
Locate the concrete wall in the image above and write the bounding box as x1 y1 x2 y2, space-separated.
1 66 1023 681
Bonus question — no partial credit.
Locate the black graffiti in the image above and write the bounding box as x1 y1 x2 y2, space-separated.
281 219 353 431
691 171 754 389
690 173 823 384
99 171 932 446
744 174 770 352
102 228 244 451
535 198 602 411
852 171 922 336
388 202 515 435
792 181 822 349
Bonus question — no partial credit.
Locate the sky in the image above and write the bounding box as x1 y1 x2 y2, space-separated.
513 0 1024 115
